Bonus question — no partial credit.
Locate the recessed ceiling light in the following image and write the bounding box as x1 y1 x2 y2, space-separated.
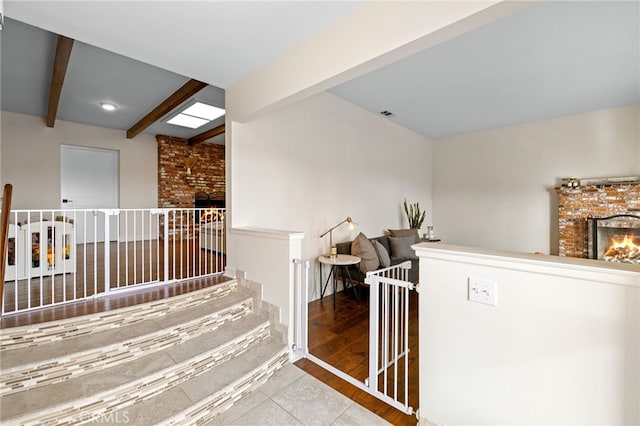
100 102 117 111
166 101 225 129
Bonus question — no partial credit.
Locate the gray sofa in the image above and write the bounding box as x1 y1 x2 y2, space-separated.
335 234 419 284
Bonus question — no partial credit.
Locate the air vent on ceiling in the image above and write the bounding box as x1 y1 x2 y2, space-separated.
380 110 394 117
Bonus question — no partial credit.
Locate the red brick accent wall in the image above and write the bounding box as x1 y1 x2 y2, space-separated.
555 183 640 258
157 135 225 208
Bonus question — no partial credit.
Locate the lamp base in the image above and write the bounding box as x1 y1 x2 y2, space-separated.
330 246 337 258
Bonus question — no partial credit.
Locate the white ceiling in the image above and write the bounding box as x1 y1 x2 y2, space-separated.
329 1 640 138
1 16 227 139
2 1 639 140
4 1 362 89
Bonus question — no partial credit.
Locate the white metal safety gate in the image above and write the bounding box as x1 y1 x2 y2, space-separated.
2 208 226 315
293 259 415 415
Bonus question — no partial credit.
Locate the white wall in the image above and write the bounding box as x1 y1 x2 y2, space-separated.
228 227 303 334
221 0 528 338
432 104 640 255
229 92 432 300
1 111 157 209
415 244 640 426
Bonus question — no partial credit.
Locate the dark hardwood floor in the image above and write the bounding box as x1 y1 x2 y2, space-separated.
0 274 231 329
296 287 419 426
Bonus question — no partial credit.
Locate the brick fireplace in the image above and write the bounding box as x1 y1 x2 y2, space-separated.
555 179 640 260
157 135 225 208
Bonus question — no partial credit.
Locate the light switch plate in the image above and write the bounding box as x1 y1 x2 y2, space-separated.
468 277 497 306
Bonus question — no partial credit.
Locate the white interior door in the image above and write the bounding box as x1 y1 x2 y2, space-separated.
61 145 119 242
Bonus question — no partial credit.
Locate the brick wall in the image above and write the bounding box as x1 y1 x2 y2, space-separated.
555 183 640 258
157 135 225 208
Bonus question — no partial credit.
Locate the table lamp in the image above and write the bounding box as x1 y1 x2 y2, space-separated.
320 216 357 258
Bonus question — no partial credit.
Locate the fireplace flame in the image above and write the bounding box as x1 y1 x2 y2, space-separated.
200 209 224 223
604 234 640 263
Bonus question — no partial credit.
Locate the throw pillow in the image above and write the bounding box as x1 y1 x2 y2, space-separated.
351 232 380 274
389 228 420 244
373 240 391 268
388 235 418 261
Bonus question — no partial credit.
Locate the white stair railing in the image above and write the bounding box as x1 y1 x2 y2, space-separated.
2 208 226 315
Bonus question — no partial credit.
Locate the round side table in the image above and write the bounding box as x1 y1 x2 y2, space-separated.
318 254 361 310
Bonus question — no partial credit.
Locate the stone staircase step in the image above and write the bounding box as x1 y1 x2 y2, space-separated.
0 287 255 396
109 339 288 426
0 277 290 425
0 313 281 424
0 279 239 351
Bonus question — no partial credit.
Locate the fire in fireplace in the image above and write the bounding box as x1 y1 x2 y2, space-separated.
200 208 224 223
194 192 225 224
588 214 640 264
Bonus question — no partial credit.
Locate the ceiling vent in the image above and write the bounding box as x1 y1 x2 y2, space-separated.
380 110 394 117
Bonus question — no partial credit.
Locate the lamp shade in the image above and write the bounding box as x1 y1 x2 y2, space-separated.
320 216 357 257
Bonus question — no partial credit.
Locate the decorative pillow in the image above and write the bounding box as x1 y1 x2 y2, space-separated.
351 232 380 274
373 240 391 268
389 228 420 244
388 235 418 261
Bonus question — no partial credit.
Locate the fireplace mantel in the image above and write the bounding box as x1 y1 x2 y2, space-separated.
556 181 640 259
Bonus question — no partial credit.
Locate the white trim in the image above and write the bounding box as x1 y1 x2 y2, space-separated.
230 227 305 241
413 244 640 288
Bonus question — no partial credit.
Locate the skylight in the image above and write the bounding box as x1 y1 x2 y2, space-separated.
167 102 225 129
167 114 209 129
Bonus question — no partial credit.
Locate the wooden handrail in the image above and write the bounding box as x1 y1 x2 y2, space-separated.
0 184 13 316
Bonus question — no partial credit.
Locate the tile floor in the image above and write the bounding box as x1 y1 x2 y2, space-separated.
206 364 391 426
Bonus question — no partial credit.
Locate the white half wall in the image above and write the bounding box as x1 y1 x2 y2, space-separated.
228 92 432 300
432 104 640 255
228 227 303 334
1 111 157 210
415 243 640 426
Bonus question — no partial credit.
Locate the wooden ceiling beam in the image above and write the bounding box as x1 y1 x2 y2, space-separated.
46 35 74 128
188 123 225 145
126 79 208 139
